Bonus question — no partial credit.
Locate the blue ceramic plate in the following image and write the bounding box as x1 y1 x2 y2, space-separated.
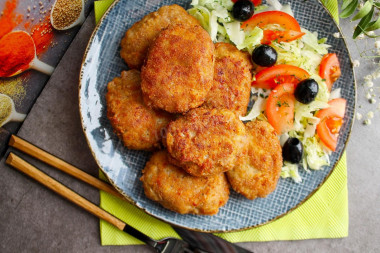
79 0 355 232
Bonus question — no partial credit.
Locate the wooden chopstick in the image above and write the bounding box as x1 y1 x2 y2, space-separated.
5 153 126 231
6 153 161 247
8 135 124 200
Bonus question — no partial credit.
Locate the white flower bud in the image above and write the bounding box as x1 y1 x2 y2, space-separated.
367 111 374 118
365 81 374 87
363 119 372 125
372 70 380 79
353 60 360 67
367 31 375 36
356 112 363 120
364 75 373 81
357 33 365 40
333 32 340 38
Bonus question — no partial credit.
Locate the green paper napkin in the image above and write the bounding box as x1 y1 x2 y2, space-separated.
99 153 348 245
95 0 348 245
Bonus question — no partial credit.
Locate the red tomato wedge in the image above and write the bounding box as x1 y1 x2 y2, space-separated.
232 0 262 5
319 53 341 91
252 64 310 89
316 98 346 151
266 83 296 134
262 30 306 44
241 11 302 31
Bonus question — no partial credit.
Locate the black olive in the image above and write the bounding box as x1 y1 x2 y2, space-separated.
282 137 303 164
251 45 277 67
294 79 319 104
232 0 255 22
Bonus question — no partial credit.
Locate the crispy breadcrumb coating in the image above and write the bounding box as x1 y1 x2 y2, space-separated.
227 120 282 200
106 70 173 150
120 4 200 69
141 151 230 215
165 107 248 177
205 42 253 116
141 24 214 113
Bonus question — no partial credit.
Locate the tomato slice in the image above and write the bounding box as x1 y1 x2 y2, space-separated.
253 0 262 5
241 11 302 32
316 98 346 151
319 53 341 91
252 64 310 89
232 0 262 5
262 30 306 44
266 83 296 134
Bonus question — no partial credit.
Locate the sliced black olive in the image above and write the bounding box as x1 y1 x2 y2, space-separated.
251 45 277 67
282 137 303 164
232 0 255 22
294 79 319 104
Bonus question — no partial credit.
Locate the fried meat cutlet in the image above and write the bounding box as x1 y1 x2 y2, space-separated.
141 24 214 113
205 42 253 116
106 70 173 150
165 107 248 177
141 151 230 215
120 4 200 69
226 120 282 200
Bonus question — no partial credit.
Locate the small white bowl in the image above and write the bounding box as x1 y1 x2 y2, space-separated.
0 94 26 127
50 0 85 31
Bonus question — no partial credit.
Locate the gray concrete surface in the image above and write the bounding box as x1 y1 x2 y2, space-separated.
0 11 379 253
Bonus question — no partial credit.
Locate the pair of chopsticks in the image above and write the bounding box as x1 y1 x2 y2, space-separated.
6 135 127 231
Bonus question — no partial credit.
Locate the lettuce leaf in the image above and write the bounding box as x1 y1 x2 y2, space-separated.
281 162 302 183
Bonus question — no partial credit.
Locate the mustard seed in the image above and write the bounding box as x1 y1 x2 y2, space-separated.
52 0 82 30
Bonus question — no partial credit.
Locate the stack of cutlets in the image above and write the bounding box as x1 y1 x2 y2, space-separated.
106 4 282 215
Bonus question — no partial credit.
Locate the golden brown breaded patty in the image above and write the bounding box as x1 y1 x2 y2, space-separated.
205 42 253 116
120 4 200 69
165 107 248 177
106 70 173 150
141 151 230 215
226 120 283 200
141 24 214 113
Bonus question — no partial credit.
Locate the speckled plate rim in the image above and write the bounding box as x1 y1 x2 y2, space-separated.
78 0 356 233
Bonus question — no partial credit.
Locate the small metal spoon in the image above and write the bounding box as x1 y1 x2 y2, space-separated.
1 31 54 78
0 94 26 127
50 0 85 30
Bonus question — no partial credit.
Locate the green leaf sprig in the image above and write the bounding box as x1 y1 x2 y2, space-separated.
340 0 380 38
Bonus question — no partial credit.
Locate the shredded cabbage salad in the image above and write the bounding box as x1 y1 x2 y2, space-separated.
188 0 339 183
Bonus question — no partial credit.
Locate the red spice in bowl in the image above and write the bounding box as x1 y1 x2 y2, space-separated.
0 31 35 77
